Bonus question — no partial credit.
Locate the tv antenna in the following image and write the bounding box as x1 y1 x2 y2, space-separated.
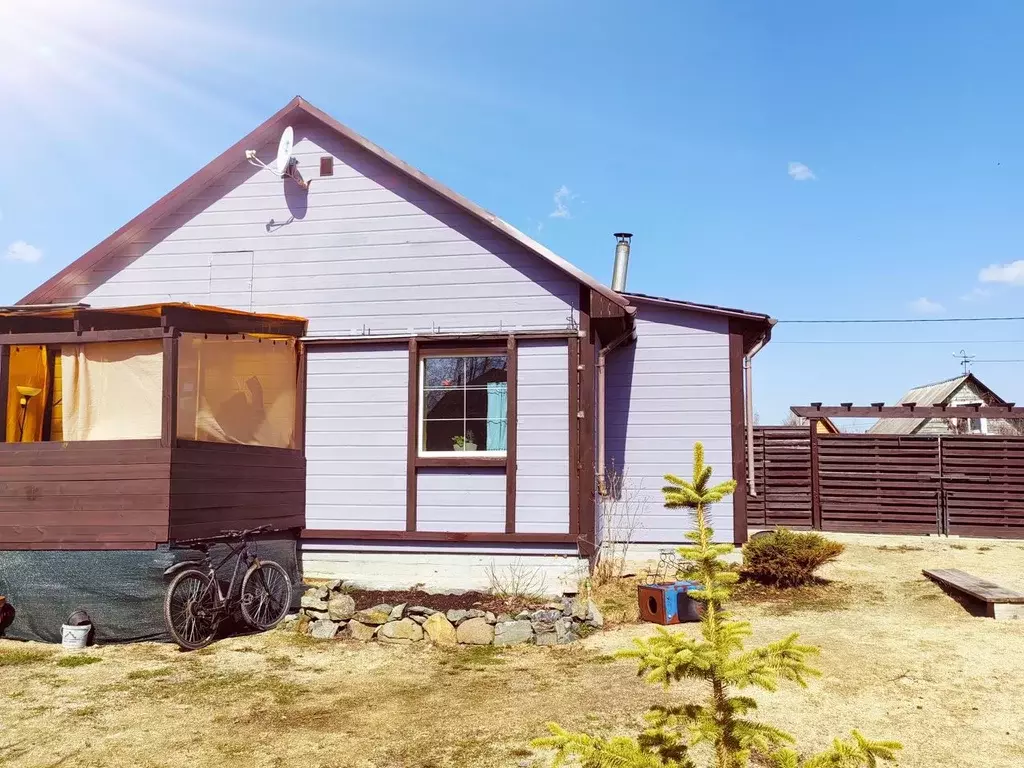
954 349 975 375
245 126 307 188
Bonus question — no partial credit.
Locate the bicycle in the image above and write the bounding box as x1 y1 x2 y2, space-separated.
163 525 293 650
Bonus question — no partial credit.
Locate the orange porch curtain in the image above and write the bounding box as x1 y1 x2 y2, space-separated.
4 345 50 442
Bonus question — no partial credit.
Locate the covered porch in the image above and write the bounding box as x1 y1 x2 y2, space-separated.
0 303 309 550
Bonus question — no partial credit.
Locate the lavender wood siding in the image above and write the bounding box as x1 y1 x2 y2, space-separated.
305 344 408 531
604 305 734 543
516 340 570 533
75 119 579 335
417 469 506 532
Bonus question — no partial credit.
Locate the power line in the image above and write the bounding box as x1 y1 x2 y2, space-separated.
778 315 1024 324
775 339 1024 345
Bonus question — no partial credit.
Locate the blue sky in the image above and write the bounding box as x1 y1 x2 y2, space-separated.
2 0 1023 423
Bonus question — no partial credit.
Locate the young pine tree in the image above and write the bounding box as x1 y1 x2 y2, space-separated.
533 442 900 768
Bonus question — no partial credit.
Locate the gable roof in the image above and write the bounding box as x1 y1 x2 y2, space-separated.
20 97 630 310
866 373 1005 435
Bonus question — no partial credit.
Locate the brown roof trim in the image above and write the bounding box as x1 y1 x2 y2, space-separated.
621 291 775 325
21 97 629 310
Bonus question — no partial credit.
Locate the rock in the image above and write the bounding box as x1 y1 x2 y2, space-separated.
544 601 564 611
446 609 469 625
533 610 561 646
410 614 428 625
300 594 328 611
328 594 356 621
281 613 301 626
555 617 577 644
352 605 392 625
423 613 458 646
532 609 561 625
570 598 589 621
496 613 513 624
379 618 424 644
514 611 532 622
305 609 329 622
465 608 486 620
534 627 557 646
312 586 330 600
407 605 437 616
493 620 534 646
586 600 604 629
484 611 497 625
456 617 495 645
347 620 378 642
389 603 407 621
326 579 345 592
309 619 339 640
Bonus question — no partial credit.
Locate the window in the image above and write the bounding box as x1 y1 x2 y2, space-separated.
420 354 508 455
953 402 987 434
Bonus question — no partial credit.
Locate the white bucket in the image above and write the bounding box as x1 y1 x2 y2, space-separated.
61 624 91 650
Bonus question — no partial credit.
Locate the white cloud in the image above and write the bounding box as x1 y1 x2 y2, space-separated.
787 161 816 181
960 286 992 302
909 297 944 314
4 240 43 263
978 259 1024 286
549 185 576 219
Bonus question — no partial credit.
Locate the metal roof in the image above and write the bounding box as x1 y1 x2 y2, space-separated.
620 291 775 325
866 374 979 434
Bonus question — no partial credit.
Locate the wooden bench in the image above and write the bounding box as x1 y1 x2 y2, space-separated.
923 568 1024 620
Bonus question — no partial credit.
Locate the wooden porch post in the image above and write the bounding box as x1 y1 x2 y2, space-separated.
0 344 9 443
161 331 179 449
809 418 822 530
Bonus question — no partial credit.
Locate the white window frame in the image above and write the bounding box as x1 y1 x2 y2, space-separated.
417 353 509 458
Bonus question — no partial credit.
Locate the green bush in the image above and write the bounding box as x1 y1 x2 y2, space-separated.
743 528 845 587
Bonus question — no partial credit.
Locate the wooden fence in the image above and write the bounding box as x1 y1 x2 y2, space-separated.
747 428 1024 539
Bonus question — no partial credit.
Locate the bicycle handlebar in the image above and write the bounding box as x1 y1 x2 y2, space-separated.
173 524 275 546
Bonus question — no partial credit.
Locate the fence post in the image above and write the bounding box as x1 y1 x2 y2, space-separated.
809 418 822 530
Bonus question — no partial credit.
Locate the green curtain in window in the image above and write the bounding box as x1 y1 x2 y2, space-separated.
486 382 508 451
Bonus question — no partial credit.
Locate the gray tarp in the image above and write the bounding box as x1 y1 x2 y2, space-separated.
0 535 301 644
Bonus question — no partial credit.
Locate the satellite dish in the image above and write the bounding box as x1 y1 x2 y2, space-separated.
244 126 306 188
275 126 294 175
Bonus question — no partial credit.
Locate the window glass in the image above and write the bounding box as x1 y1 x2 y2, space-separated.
421 355 508 453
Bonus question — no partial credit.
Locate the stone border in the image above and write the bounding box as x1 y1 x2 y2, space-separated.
287 582 604 646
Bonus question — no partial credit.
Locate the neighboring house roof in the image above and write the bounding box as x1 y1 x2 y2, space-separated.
866 373 1007 435
817 417 841 434
20 97 630 310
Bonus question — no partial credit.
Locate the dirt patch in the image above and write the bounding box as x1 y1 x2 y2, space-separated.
1 534 1023 767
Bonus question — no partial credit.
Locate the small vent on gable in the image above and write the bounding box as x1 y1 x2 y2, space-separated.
320 156 334 177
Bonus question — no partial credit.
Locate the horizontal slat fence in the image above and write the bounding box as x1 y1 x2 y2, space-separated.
942 436 1024 538
748 427 1024 539
746 427 812 529
818 435 939 535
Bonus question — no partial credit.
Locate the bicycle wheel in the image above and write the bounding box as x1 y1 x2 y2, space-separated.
164 569 219 650
240 560 292 631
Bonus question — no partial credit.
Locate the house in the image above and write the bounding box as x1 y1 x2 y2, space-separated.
867 373 1022 436
14 97 774 592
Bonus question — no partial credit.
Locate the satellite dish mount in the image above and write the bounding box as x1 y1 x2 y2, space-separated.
245 126 307 188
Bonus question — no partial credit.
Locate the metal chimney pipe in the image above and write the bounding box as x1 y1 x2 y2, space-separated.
611 232 632 292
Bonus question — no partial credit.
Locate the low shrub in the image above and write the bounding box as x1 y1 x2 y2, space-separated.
742 528 844 587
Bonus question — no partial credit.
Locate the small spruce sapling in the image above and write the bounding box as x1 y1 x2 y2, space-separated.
533 442 901 768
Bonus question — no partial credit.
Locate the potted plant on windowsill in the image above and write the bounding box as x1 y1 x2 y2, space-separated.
452 434 477 452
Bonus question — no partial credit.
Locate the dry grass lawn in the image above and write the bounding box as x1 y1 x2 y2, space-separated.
2 533 1023 767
